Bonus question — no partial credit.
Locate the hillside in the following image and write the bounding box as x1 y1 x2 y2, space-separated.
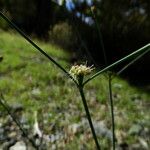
0 30 149 149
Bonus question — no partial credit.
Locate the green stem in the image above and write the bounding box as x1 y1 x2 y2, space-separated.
0 11 78 86
91 8 107 65
83 44 150 85
117 49 149 75
108 74 115 150
78 86 101 150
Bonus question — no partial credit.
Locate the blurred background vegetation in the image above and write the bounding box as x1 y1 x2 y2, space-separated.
0 0 150 86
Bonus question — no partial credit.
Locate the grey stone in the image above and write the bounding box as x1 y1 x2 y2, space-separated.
128 124 143 135
10 103 24 112
81 119 112 140
1 139 17 149
0 134 8 142
93 121 112 140
8 131 17 138
139 138 149 150
0 128 4 134
20 116 28 124
31 88 41 96
10 141 26 150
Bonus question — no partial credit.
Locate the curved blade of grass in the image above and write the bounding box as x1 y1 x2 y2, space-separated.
117 48 149 76
0 11 78 85
83 44 150 85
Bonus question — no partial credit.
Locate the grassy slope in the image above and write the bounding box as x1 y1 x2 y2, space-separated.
0 30 149 149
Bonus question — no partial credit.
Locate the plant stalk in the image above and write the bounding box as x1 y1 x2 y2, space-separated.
108 75 115 150
78 86 101 150
83 44 150 85
117 49 149 75
91 7 107 65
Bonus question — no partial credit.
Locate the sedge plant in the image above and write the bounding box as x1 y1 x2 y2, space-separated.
89 6 147 149
0 11 150 150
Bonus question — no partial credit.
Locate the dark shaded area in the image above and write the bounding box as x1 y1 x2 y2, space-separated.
0 0 54 38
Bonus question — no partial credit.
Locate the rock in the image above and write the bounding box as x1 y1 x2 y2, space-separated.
20 116 28 124
51 144 56 150
0 134 8 142
49 134 56 143
49 132 64 143
5 125 12 132
10 103 24 113
116 130 126 144
131 143 144 150
68 123 82 135
138 138 149 150
22 124 30 130
81 119 112 140
0 126 8 142
128 124 143 135
10 124 16 131
113 83 123 89
0 127 4 134
93 121 112 140
8 131 17 138
9 141 26 150
1 139 17 149
31 88 41 96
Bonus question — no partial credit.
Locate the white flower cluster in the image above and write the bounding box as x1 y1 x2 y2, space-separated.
69 64 94 79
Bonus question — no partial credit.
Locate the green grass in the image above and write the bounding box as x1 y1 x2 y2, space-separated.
0 30 149 149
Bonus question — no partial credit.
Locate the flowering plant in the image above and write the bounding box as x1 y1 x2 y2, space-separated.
69 64 94 84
